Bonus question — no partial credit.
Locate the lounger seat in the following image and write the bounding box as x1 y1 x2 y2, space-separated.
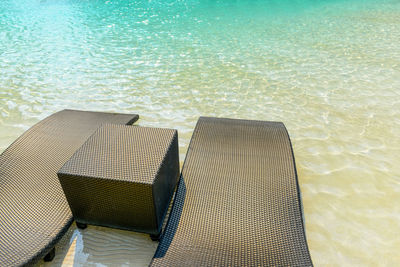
0 109 138 266
151 117 313 266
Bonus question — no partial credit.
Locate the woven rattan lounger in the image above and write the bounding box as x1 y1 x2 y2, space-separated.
151 117 313 266
0 109 138 266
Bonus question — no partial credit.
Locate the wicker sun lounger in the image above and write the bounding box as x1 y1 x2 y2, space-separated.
151 117 313 266
0 109 138 266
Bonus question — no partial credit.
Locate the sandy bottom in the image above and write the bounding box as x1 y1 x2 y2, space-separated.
2 0 400 265
36 224 158 267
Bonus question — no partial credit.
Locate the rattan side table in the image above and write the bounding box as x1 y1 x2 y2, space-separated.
57 124 179 240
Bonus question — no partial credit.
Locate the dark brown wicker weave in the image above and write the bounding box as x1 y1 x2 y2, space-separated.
0 109 138 266
58 124 180 239
151 117 313 266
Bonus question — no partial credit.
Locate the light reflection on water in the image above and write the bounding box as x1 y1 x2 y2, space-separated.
1 0 400 265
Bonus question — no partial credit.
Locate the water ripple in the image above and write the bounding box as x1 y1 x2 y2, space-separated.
1 0 400 265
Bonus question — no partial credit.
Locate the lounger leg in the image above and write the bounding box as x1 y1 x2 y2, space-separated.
150 233 161 241
43 247 55 262
76 221 87 229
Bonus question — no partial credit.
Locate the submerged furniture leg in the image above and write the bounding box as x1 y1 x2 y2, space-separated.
150 233 161 241
76 222 87 229
43 247 55 262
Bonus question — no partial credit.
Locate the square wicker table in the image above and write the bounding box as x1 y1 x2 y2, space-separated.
57 124 179 240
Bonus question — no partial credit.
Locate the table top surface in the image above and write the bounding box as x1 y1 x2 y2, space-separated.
58 124 177 184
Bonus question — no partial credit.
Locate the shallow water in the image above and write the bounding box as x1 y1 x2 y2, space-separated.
1 0 400 265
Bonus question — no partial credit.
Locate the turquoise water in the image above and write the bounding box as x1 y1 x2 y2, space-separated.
1 0 400 265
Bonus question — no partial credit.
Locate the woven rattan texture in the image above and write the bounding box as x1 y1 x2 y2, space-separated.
59 125 177 184
0 109 138 266
151 117 313 266
58 125 179 234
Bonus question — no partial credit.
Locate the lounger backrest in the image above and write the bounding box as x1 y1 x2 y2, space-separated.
0 110 138 266
151 117 313 266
